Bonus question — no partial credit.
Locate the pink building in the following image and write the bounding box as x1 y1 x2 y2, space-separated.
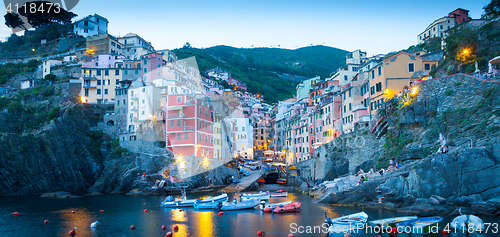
227 78 248 91
141 53 167 83
163 94 214 158
448 8 471 25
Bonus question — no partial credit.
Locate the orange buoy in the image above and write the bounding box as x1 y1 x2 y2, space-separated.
178 209 183 212
100 210 104 214
257 230 263 235
173 225 179 230
218 212 224 215
44 220 49 224
161 225 166 229
72 211 75 214
166 231 172 237
130 225 135 230
442 229 450 235
12 212 20 215
144 209 148 213
391 227 398 233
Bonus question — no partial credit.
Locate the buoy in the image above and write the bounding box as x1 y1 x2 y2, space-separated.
12 212 20 215
166 232 172 237
130 225 135 230
100 210 104 214
174 225 179 230
44 220 49 224
288 234 294 237
178 209 183 212
144 209 148 213
257 230 263 235
161 225 166 229
391 227 398 233
218 211 224 215
72 211 75 214
442 229 450 235
68 227 77 236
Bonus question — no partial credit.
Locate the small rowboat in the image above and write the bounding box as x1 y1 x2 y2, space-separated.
270 190 288 197
369 216 418 228
325 212 368 233
272 202 301 213
220 198 260 211
260 200 292 210
450 215 484 232
241 191 271 201
396 216 442 235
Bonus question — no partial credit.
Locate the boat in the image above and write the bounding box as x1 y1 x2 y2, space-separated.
270 190 288 197
396 216 442 235
241 191 271 201
450 215 484 232
161 191 228 208
220 198 261 211
272 202 301 213
260 200 292 210
369 216 418 228
325 212 368 233
194 200 228 209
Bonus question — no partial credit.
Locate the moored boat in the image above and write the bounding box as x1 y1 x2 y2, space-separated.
450 215 484 232
241 191 271 201
396 216 442 235
194 200 228 209
270 190 288 197
260 200 292 210
161 191 227 208
272 202 301 213
325 212 368 233
220 198 261 211
369 216 418 228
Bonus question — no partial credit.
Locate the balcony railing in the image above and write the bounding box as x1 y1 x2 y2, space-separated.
83 84 96 89
82 75 97 80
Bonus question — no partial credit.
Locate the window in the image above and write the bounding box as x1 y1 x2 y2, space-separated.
205 135 208 142
170 120 174 127
177 120 181 127
97 70 101 76
141 111 145 115
144 59 147 65
425 63 430 70
349 103 352 111
344 75 348 81
97 89 101 95
371 70 375 79
123 99 126 104
242 126 245 131
440 25 443 29
343 105 346 113
107 80 110 85
177 96 182 103
104 89 108 95
142 99 145 104
115 70 119 76
116 79 119 85
378 67 381 76
370 86 375 95
84 89 89 96
348 89 352 97
408 63 415 72
177 133 181 140
144 68 147 73
199 121 202 128
97 80 101 85
105 70 109 76
184 133 188 140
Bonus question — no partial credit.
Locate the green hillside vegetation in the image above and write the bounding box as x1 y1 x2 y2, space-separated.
172 45 348 103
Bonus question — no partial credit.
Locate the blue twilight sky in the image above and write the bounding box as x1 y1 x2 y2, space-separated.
0 0 491 55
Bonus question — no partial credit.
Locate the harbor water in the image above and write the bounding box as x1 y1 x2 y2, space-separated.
0 191 498 236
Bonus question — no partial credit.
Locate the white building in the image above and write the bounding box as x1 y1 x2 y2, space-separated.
330 50 367 86
118 33 155 60
73 14 108 38
417 17 456 44
234 117 254 159
42 59 62 77
127 81 161 133
20 79 34 89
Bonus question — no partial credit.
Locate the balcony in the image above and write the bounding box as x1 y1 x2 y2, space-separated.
130 95 139 100
82 75 97 80
130 105 138 111
352 104 367 111
83 84 96 89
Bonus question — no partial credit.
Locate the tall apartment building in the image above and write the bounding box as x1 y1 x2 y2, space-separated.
73 14 108 38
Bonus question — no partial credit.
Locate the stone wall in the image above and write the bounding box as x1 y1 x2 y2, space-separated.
417 73 499 113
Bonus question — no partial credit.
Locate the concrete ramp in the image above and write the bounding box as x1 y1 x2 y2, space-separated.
223 170 263 193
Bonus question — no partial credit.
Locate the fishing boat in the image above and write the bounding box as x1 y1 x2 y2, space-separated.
325 212 368 233
450 215 484 232
260 200 292 210
396 216 442 235
369 216 418 228
161 191 227 208
241 191 271 201
272 202 301 213
270 190 288 197
220 198 261 211
194 200 228 209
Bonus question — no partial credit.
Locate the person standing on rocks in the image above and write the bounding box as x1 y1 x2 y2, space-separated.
376 186 382 203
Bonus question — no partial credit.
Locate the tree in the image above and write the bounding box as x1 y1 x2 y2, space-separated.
44 73 56 83
483 0 500 18
183 42 192 48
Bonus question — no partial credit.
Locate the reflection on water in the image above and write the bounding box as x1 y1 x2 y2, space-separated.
0 193 498 237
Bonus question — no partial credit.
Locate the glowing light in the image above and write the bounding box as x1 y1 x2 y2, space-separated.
410 87 419 96
384 89 389 93
80 96 85 103
31 48 35 52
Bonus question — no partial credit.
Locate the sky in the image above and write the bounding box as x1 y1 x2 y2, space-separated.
0 0 491 55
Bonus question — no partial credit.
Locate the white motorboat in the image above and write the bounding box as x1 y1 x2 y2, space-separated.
450 215 484 232
325 212 368 233
241 191 271 201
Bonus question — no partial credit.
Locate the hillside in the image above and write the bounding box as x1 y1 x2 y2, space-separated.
172 45 348 103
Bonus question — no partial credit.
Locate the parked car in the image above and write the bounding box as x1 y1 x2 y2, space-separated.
233 179 241 184
243 172 251 176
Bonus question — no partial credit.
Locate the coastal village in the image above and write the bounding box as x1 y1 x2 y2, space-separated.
2 2 500 236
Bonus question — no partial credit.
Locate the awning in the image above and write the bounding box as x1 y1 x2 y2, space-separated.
490 55 500 64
